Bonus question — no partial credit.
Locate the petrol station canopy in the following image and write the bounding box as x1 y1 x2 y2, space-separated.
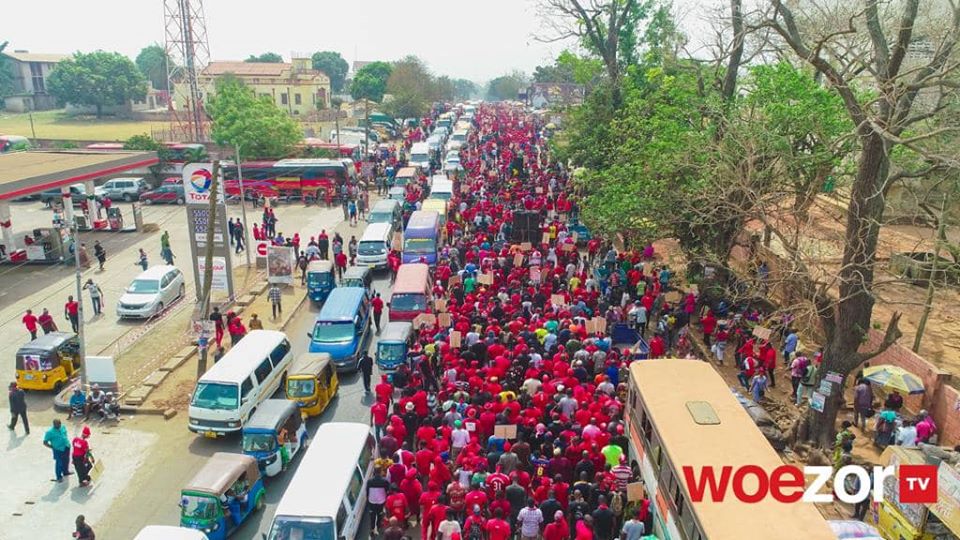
0 150 159 200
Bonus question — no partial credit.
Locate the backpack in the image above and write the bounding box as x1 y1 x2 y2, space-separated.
466 519 484 540
610 490 624 516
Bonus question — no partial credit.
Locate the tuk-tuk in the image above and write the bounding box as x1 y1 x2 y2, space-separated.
241 399 309 477
388 186 406 201
285 353 339 417
376 322 414 371
306 260 335 304
179 453 265 540
394 166 419 187
341 265 373 292
15 332 80 391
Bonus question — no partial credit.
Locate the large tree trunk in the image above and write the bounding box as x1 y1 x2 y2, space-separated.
804 132 889 447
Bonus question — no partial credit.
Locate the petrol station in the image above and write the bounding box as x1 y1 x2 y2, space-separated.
0 150 158 264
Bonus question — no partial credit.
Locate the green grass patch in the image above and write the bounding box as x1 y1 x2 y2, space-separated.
0 110 168 141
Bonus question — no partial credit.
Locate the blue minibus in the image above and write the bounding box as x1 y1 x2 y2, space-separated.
402 210 440 266
308 288 371 372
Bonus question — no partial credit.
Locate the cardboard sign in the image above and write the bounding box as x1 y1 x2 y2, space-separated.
450 330 462 348
493 424 518 439
562 242 575 252
392 232 403 251
535 186 544 194
448 275 461 288
514 253 524 267
435 298 447 312
818 380 833 396
551 294 566 307
825 371 843 384
752 326 773 342
90 457 105 483
438 312 452 328
530 266 541 283
585 318 598 334
413 313 436 328
591 317 607 334
465 421 477 432
627 482 645 502
478 272 494 285
541 232 551 245
810 392 826 412
664 291 682 303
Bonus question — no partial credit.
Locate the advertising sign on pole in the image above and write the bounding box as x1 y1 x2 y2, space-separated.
267 245 295 284
182 163 225 205
183 163 234 300
197 257 229 292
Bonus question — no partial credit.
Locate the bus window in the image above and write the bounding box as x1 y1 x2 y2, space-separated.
361 436 374 471
254 359 272 384
241 377 254 399
336 502 347 533
347 468 363 505
269 340 291 367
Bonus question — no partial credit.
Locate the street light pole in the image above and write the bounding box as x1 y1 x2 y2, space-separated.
234 145 251 266
61 190 86 388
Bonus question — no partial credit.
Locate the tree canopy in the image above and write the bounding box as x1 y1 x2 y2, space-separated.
135 44 169 91
206 75 302 159
350 61 392 103
0 41 16 108
311 51 349 93
486 72 528 101
245 52 283 63
47 51 148 118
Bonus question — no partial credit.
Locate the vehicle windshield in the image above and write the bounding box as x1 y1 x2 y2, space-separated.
369 211 394 223
287 377 316 398
307 272 333 287
411 153 429 163
242 432 276 452
312 321 354 343
378 342 406 363
127 279 159 294
404 238 436 254
267 516 335 540
180 494 218 521
190 382 239 411
359 241 386 256
391 293 427 312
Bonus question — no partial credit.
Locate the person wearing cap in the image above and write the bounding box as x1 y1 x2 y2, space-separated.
451 420 470 464
71 425 93 486
544 509 569 540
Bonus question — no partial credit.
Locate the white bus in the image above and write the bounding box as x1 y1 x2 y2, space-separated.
410 142 431 170
430 178 454 201
266 422 376 540
188 330 293 437
357 222 394 269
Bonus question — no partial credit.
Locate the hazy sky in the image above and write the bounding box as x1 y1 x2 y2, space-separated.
3 0 578 82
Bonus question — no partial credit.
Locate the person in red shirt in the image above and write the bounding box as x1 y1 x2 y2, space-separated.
371 400 389 440
485 508 512 540
375 375 394 405
543 510 569 540
419 481 442 529
700 309 716 346
400 469 423 524
648 334 665 358
71 425 92 486
22 309 38 340
334 251 348 281
423 501 450 540
385 488 409 525
759 341 778 388
64 296 80 333
465 485 488 510
372 292 385 333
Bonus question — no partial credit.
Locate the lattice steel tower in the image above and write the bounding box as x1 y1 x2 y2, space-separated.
164 0 210 142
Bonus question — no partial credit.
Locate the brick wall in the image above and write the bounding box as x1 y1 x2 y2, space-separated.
859 330 960 445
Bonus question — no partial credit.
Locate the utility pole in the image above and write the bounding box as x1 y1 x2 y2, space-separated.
913 193 949 353
234 146 251 266
196 160 220 378
63 190 86 388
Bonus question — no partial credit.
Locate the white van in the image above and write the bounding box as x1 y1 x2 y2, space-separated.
266 423 376 540
410 142 431 170
431 178 454 200
188 330 292 437
357 222 394 269
368 199 402 228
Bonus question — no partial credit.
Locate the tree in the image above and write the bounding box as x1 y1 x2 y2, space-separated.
453 79 478 100
135 44 169 91
534 62 576 84
0 41 16 108
754 0 960 447
350 61 392 103
382 56 434 118
206 75 302 159
311 51 349 93
486 72 528 101
47 51 148 118
245 52 283 63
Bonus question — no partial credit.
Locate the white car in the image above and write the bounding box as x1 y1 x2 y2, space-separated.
117 265 185 319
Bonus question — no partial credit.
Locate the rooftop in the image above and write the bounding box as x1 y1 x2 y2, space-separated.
3 51 69 63
0 151 158 200
203 60 329 83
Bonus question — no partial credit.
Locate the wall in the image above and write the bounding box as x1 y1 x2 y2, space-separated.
859 330 960 445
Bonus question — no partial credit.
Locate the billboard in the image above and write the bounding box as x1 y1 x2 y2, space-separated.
267 245 295 285
183 163 234 300
182 163 225 206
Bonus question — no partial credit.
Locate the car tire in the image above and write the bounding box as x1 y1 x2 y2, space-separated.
176 197 184 205
142 198 153 205
155 302 164 316
178 284 185 298
122 193 133 202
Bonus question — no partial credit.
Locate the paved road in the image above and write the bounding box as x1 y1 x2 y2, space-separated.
93 266 393 539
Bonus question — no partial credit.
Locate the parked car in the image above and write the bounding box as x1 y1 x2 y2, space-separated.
140 185 185 205
94 177 149 201
38 184 87 206
117 265 185 319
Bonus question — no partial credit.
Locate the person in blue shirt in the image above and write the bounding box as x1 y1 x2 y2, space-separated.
69 389 86 417
42 419 71 482
783 329 799 366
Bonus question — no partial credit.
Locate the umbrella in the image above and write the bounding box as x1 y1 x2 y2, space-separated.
862 365 925 395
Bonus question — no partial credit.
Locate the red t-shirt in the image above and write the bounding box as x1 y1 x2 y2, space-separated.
485 518 512 540
65 301 79 316
371 402 388 425
71 436 89 458
372 296 384 313
22 313 38 331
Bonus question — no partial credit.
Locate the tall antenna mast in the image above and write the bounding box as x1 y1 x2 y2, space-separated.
165 0 210 142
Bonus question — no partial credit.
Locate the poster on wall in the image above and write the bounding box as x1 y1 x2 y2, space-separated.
267 246 295 284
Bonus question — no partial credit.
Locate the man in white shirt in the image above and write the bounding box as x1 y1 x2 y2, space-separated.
451 420 470 461
516 499 543 540
897 420 918 447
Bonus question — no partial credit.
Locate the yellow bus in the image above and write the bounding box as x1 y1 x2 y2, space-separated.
626 360 836 540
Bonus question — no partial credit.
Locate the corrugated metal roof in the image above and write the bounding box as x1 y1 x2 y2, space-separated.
205 61 289 77
3 51 69 63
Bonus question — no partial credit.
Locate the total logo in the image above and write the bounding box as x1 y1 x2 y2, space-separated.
183 164 219 204
189 168 213 193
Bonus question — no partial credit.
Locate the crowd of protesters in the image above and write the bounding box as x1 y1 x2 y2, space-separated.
363 104 659 540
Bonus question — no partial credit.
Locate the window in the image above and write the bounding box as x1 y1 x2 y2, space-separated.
281 93 288 105
254 358 273 384
336 502 348 533
347 468 363 505
240 377 254 399
294 93 301 105
30 63 45 92
269 339 291 367
360 436 374 472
